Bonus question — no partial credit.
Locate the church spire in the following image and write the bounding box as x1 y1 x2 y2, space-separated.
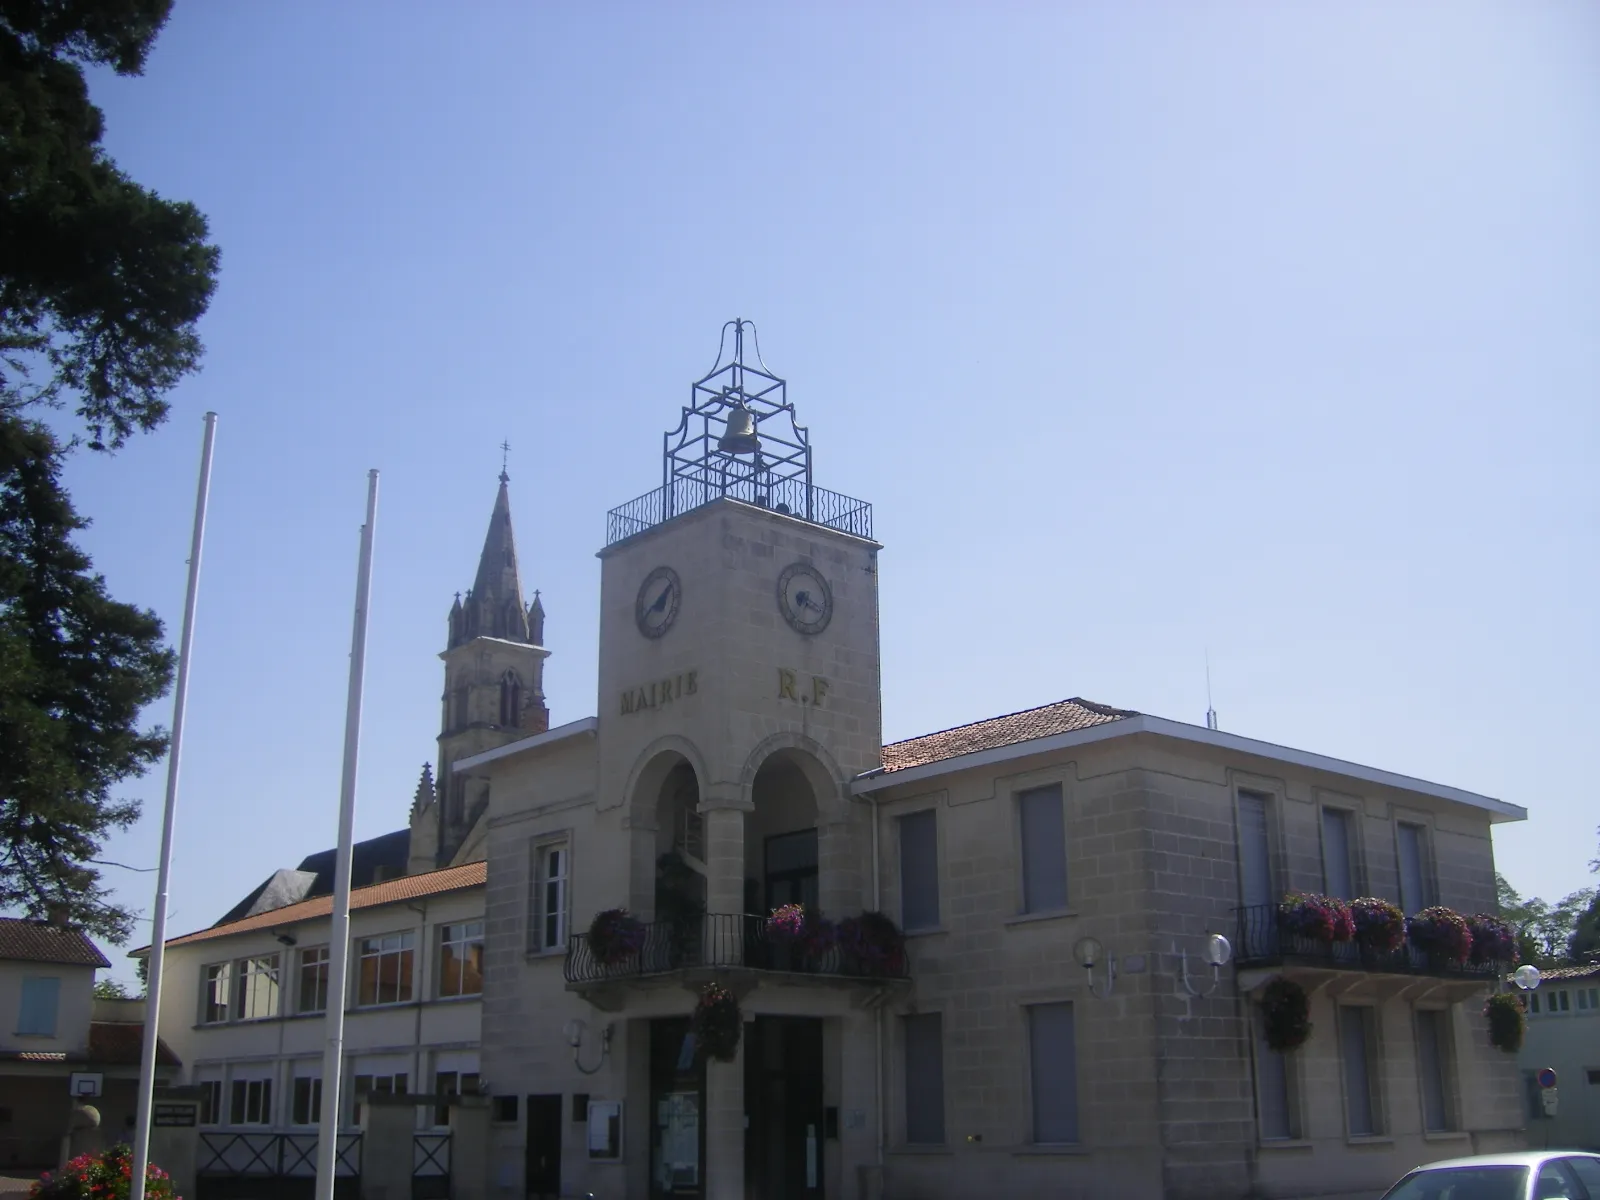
450 471 533 647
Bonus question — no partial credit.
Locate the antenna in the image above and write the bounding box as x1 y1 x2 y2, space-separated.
1205 651 1219 731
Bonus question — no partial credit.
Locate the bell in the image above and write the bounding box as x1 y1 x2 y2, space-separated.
717 402 761 455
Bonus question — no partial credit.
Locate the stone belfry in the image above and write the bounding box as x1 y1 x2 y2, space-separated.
420 466 550 869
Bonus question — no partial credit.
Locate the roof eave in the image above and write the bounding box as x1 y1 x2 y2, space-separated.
454 716 597 773
855 714 1526 822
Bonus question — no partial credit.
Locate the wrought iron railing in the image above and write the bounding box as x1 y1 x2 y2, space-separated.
1233 904 1504 979
563 912 907 985
606 477 872 546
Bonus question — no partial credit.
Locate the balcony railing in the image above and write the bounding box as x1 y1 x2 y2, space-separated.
563 913 907 985
1233 904 1505 980
606 477 873 546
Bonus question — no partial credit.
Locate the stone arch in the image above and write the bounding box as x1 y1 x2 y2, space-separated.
738 732 851 825
623 734 713 829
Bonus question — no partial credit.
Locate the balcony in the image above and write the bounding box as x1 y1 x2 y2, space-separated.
606 477 873 546
1233 903 1506 986
563 913 908 1010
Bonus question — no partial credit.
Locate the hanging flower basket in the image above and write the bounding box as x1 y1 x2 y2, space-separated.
692 983 742 1063
838 911 906 976
1261 979 1313 1052
587 909 646 966
1280 892 1356 944
1466 913 1518 966
30 1143 178 1200
767 903 807 942
1484 992 1526 1053
1406 906 1473 966
1349 897 1406 954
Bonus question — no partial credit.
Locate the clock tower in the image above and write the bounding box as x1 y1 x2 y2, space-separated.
592 319 881 927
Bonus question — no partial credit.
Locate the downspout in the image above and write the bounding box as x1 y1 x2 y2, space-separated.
872 789 884 1173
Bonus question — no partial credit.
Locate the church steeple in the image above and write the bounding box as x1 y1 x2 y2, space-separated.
450 473 533 648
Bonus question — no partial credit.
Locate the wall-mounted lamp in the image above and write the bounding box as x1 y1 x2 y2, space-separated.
1073 936 1117 999
1177 933 1232 997
1511 964 1542 995
564 1018 614 1076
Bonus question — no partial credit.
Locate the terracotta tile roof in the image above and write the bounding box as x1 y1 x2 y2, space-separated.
89 1021 180 1067
152 860 487 951
0 917 112 968
880 696 1139 774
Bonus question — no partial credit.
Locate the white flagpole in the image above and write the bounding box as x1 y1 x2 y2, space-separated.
315 469 380 1200
131 411 218 1200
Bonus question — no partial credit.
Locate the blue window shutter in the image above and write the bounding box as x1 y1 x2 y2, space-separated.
18 977 61 1036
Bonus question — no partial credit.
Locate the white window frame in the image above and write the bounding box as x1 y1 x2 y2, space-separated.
228 1075 273 1127
355 930 416 1007
290 1074 323 1127
235 953 281 1021
200 962 232 1024
297 945 330 1014
197 1078 223 1126
531 837 571 953
438 921 485 998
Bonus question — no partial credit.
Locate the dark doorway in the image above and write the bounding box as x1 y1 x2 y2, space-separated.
649 1017 706 1198
764 829 818 911
745 1017 824 1199
525 1094 562 1199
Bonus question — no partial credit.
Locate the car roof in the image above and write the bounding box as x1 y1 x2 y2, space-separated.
1415 1152 1600 1170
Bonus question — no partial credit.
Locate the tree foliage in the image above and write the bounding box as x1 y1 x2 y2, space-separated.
1 0 220 449
0 414 173 942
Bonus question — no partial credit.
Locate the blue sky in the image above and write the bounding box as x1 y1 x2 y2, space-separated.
56 2 1597 981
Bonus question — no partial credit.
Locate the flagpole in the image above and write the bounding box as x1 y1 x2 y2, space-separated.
315 470 380 1200
130 412 218 1200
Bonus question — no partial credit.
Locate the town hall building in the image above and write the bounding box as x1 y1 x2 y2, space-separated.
157 321 1531 1200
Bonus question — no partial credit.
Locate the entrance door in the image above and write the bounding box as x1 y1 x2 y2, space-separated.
525 1094 562 1199
745 1017 824 1199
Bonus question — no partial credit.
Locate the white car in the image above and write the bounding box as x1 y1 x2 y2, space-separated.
1378 1152 1600 1200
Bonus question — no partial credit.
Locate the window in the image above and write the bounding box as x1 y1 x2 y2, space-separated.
229 1078 272 1126
439 922 484 997
902 1013 945 1145
1027 1002 1079 1144
1255 1005 1294 1140
17 977 60 1036
237 954 280 1020
291 1077 322 1126
433 1070 480 1127
1415 1009 1452 1132
198 1080 223 1125
298 946 330 1013
898 810 940 932
356 931 415 1006
202 963 232 1024
1395 822 1432 912
1019 784 1067 914
1321 808 1356 900
532 842 569 952
351 1073 408 1126
1237 791 1274 910
499 671 521 727
1339 1006 1380 1136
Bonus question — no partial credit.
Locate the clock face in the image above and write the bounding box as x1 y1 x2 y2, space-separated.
777 562 832 636
635 566 682 639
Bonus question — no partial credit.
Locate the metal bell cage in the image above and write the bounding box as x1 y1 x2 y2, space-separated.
605 320 872 546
